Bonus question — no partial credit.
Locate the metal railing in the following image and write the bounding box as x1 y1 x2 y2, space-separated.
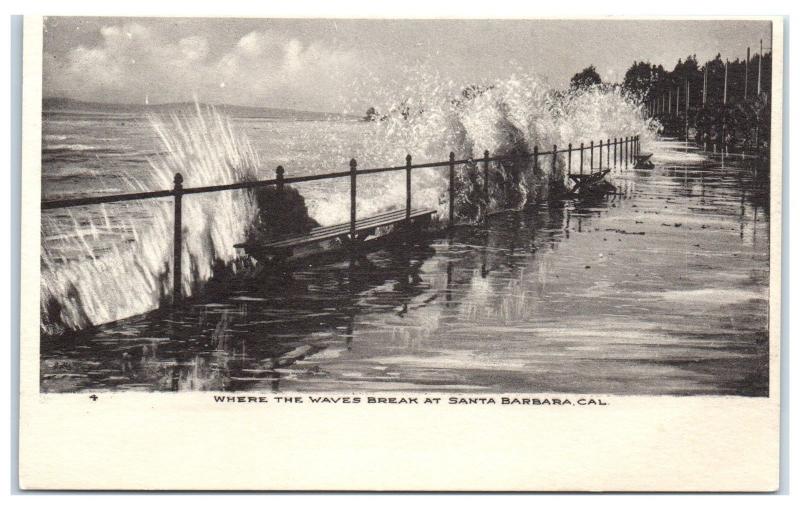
42 135 641 304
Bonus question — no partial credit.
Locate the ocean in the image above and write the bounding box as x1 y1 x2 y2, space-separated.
39 88 770 395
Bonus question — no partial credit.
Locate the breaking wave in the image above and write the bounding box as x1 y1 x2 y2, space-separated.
40 73 657 335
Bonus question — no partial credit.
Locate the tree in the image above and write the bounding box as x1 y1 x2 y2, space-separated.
570 66 602 89
623 61 667 99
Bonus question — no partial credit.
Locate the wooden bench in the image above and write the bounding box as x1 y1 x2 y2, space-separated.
235 207 436 262
633 152 654 169
567 169 612 195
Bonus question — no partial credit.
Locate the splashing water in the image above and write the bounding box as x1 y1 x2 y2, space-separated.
303 73 658 224
41 103 259 335
41 73 657 335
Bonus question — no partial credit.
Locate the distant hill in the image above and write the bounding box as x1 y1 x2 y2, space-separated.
42 97 358 121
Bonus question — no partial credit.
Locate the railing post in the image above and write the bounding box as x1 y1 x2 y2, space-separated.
599 139 603 169
567 143 572 173
449 152 455 227
350 158 357 242
276 165 285 193
483 150 490 201
405 154 412 221
590 141 594 170
607 139 611 169
172 173 183 306
625 137 629 169
579 142 584 175
552 144 557 175
613 138 617 169
533 146 539 173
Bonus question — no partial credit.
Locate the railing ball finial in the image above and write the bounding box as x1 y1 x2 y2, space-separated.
174 173 183 187
406 154 412 164
350 158 357 169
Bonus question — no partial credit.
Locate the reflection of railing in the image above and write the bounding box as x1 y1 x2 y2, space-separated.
40 135 641 304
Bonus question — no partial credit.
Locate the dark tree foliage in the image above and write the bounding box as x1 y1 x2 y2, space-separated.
570 66 602 89
622 61 667 99
620 49 772 150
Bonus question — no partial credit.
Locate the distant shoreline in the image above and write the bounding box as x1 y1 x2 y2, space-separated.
42 97 360 122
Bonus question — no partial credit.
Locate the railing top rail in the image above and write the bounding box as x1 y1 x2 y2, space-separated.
41 189 175 210
41 135 639 210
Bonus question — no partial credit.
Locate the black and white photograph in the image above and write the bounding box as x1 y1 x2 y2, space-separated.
38 17 774 396
15 11 785 493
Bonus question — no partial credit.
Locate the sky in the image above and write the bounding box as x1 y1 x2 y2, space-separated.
42 17 773 113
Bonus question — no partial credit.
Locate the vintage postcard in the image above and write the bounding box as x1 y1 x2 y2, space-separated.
19 15 782 491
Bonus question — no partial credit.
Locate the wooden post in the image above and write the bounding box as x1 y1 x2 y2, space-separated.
172 173 183 305
448 152 455 227
276 165 285 193
483 150 490 201
579 143 583 175
590 141 594 170
405 154 412 220
567 143 572 172
606 139 611 169
533 146 539 174
613 137 617 168
552 144 557 176
350 158 357 241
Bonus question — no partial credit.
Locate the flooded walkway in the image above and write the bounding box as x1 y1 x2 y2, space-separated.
41 140 770 395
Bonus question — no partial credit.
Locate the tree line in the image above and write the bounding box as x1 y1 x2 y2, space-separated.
569 49 772 151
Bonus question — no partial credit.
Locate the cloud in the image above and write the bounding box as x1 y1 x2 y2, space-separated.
44 23 360 111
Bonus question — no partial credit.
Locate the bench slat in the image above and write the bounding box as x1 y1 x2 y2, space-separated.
268 209 434 248
281 207 430 240
238 207 436 251
268 208 432 244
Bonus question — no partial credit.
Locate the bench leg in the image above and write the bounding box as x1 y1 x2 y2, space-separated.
267 247 293 266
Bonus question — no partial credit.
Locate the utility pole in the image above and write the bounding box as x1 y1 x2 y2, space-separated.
686 80 690 141
745 46 750 100
703 63 708 105
668 88 672 114
724 59 728 104
757 39 763 95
